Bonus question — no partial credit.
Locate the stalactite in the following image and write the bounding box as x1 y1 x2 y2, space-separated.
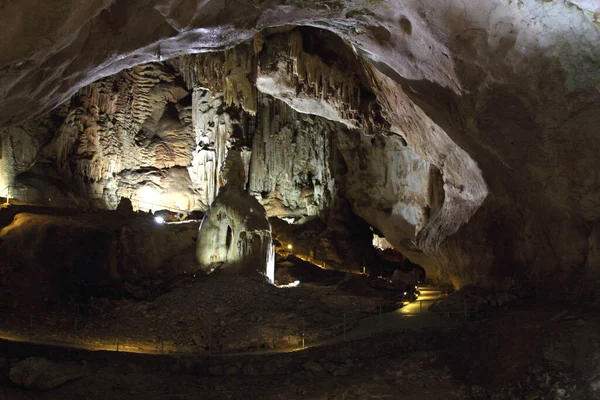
252 28 373 132
293 51 360 112
248 94 335 217
78 83 117 115
179 45 257 114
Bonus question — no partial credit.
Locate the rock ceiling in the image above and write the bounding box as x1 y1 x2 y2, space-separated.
0 0 599 294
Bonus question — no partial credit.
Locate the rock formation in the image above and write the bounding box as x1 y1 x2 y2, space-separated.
196 186 274 282
0 0 598 295
0 208 199 305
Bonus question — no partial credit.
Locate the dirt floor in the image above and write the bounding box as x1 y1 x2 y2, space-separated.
2 297 600 399
0 272 388 355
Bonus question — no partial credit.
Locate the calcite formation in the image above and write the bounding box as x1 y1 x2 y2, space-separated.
187 89 241 209
179 45 258 114
196 186 274 282
248 92 336 219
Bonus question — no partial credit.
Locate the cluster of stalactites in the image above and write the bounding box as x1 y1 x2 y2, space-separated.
248 92 334 218
287 30 361 122
52 63 180 183
113 64 176 135
78 84 117 116
179 45 258 114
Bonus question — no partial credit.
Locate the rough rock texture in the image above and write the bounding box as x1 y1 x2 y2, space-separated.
8 357 84 391
0 0 599 294
249 93 336 219
188 89 243 209
0 209 198 306
196 186 274 282
334 128 430 263
31 62 197 211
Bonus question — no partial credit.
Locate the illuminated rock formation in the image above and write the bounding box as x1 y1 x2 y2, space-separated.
196 186 274 282
248 93 335 219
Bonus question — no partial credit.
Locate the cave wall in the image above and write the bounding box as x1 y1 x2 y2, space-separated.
0 58 356 223
0 0 598 294
0 50 436 278
25 62 198 210
0 210 199 304
335 129 429 258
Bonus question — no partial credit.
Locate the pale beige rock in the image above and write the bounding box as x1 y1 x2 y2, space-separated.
196 186 274 282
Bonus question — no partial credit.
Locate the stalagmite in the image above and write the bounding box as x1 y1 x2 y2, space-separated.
196 185 274 282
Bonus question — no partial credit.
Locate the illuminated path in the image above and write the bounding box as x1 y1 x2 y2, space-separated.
0 286 450 357
318 286 457 344
399 286 444 314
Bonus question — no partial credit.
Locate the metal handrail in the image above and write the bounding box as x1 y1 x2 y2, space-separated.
0 185 19 204
1 185 193 214
0 185 17 196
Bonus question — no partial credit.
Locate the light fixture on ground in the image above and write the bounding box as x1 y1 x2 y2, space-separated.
287 244 293 250
154 216 165 224
278 280 301 288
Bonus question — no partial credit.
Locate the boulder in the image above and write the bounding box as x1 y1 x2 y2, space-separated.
303 361 325 373
116 197 134 214
8 357 84 390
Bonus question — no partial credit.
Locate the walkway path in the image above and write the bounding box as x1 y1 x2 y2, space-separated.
319 286 457 344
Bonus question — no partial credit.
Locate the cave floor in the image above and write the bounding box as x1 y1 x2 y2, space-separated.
1 299 599 399
0 274 392 355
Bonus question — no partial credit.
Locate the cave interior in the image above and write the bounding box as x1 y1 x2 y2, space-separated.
0 1 600 399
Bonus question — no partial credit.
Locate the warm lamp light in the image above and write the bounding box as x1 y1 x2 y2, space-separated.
287 244 293 250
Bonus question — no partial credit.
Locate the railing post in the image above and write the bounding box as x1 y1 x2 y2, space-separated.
208 326 212 355
301 320 305 349
74 309 78 344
